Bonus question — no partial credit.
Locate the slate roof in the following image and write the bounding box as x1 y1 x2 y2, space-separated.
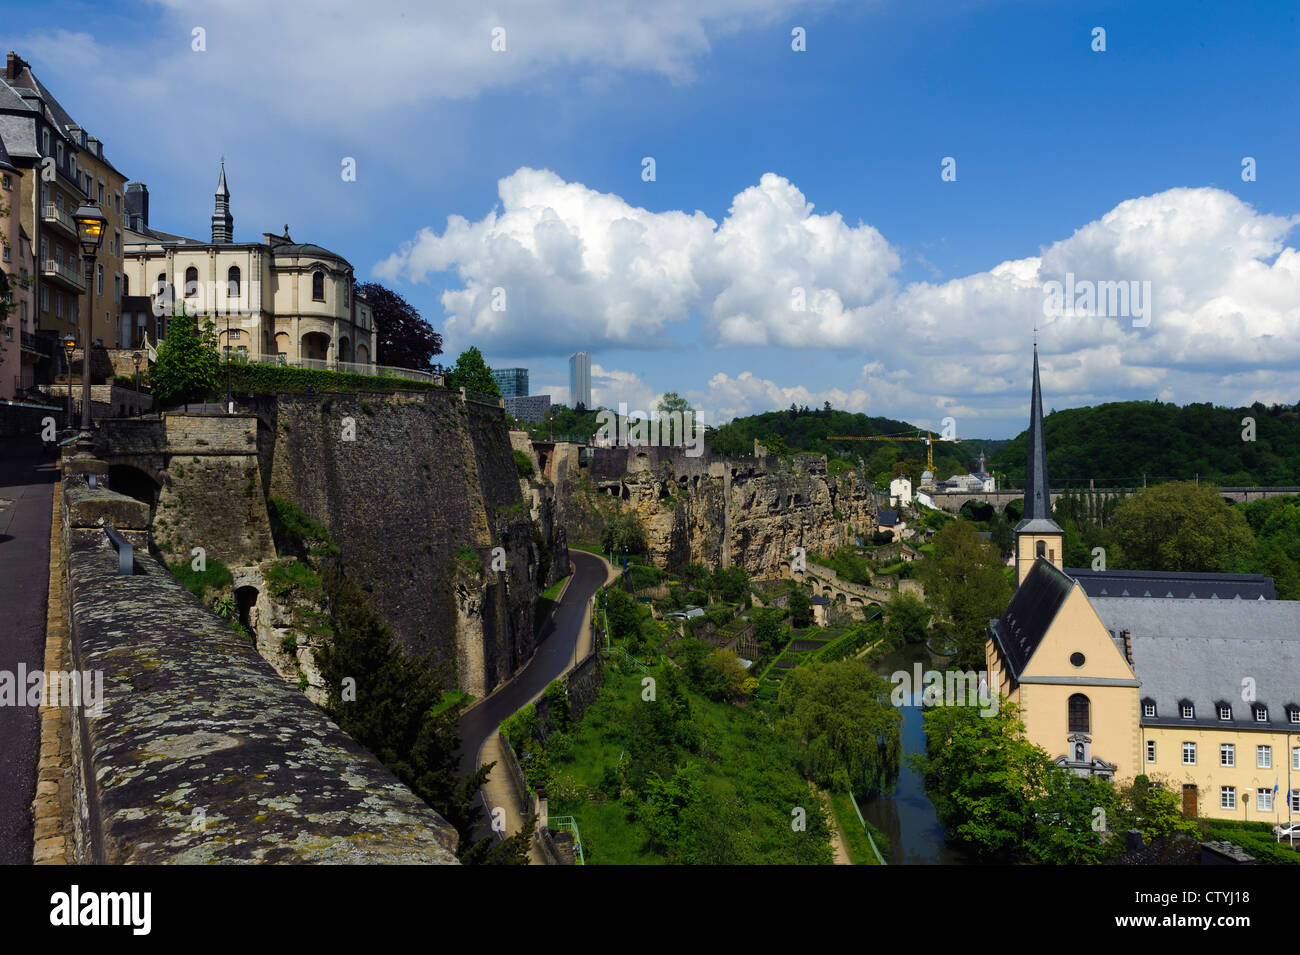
1091 597 1300 731
1067 568 1275 600
270 242 347 261
1022 345 1059 527
878 509 899 526
988 558 1075 678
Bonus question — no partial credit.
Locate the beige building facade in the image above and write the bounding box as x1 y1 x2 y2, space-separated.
123 166 375 367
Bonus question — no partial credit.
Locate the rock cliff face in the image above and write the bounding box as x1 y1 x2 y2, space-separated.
561 446 877 575
260 391 569 697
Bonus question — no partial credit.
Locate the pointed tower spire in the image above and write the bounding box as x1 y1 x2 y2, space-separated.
1024 345 1053 521
212 159 233 242
1014 345 1063 585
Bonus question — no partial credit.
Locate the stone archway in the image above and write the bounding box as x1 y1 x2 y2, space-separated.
300 331 331 362
108 464 161 512
235 585 260 630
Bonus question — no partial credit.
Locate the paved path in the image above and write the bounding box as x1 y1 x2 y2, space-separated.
457 550 617 861
0 437 56 864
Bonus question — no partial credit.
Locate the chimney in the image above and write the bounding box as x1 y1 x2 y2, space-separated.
1120 629 1133 666
6 51 28 83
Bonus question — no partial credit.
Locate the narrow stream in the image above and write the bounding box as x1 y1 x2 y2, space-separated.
860 644 970 865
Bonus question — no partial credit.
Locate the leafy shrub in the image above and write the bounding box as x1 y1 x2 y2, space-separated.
513 449 534 477
168 558 233 597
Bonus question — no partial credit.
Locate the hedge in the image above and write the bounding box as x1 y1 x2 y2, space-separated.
227 362 441 396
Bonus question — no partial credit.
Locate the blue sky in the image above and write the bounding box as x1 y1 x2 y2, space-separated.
14 0 1300 437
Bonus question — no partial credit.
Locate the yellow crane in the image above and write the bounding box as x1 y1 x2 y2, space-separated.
826 430 962 487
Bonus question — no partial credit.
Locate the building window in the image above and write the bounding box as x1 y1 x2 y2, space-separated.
1182 742 1196 765
1220 786 1236 810
1068 694 1090 733
97 182 104 205
40 287 49 312
1289 707 1300 724
96 264 104 296
1181 703 1194 719
1220 744 1234 767
55 292 63 319
1258 745 1271 769
1 174 9 190
1146 740 1156 763
1293 791 1300 814
115 192 121 213
1 245 8 263
114 276 120 302
123 274 129 296
312 270 325 301
56 142 64 165
114 231 121 257
1258 788 1273 812
42 129 50 155
185 266 199 297
1218 704 1231 721
1292 746 1300 771
227 266 241 297
1254 706 1268 723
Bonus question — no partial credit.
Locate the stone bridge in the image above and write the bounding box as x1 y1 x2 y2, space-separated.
800 561 893 608
930 486 1300 514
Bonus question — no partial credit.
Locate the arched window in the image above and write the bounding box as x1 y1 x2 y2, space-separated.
184 266 199 298
227 266 241 298
1036 540 1046 558
312 270 325 301
1068 693 1091 733
1074 743 1085 762
122 274 129 296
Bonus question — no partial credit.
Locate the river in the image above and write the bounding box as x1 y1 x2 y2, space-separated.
859 643 970 865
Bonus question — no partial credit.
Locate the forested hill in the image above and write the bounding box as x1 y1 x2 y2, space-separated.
991 400 1300 488
706 407 1007 486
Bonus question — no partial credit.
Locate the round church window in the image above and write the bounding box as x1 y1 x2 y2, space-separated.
1070 652 1086 667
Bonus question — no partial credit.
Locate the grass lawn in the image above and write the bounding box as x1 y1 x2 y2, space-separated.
829 790 882 865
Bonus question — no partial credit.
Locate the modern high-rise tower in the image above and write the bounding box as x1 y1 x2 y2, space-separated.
569 351 591 410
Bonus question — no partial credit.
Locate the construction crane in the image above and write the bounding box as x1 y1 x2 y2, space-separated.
826 430 962 488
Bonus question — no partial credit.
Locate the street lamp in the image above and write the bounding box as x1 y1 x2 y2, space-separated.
132 351 143 417
72 200 107 444
61 333 76 429
224 341 233 413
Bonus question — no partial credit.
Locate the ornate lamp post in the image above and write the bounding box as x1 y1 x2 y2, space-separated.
61 333 76 429
72 201 107 444
132 351 143 417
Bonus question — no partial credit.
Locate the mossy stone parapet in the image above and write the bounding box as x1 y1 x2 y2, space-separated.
64 526 460 864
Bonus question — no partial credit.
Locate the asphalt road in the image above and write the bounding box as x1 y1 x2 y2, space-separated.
0 437 56 865
456 549 610 780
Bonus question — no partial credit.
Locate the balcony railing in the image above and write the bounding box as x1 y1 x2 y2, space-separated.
42 202 78 238
41 258 86 293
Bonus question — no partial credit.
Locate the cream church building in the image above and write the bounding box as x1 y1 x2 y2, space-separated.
986 346 1300 826
123 164 376 367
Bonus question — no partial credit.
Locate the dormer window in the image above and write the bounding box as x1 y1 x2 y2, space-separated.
1218 704 1232 721
1180 702 1194 720
1254 705 1268 723
1142 699 1156 718
1288 706 1300 724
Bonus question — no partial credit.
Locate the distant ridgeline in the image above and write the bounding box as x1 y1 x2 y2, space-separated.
991 399 1300 487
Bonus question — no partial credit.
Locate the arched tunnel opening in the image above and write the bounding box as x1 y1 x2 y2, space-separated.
235 586 260 631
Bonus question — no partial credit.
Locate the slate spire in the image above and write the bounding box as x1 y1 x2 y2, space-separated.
212 160 233 242
1024 345 1055 522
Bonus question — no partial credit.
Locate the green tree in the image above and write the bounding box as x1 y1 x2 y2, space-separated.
884 592 930 648
151 307 220 407
787 587 813 628
1108 482 1255 573
711 565 750 604
918 519 1012 668
603 586 641 643
600 511 647 557
1114 775 1198 846
782 659 901 796
445 346 500 396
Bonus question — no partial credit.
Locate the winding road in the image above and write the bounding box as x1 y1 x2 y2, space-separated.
456 549 614 782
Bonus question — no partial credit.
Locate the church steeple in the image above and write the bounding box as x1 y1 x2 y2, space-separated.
211 159 233 243
1014 344 1063 585
1024 345 1053 521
